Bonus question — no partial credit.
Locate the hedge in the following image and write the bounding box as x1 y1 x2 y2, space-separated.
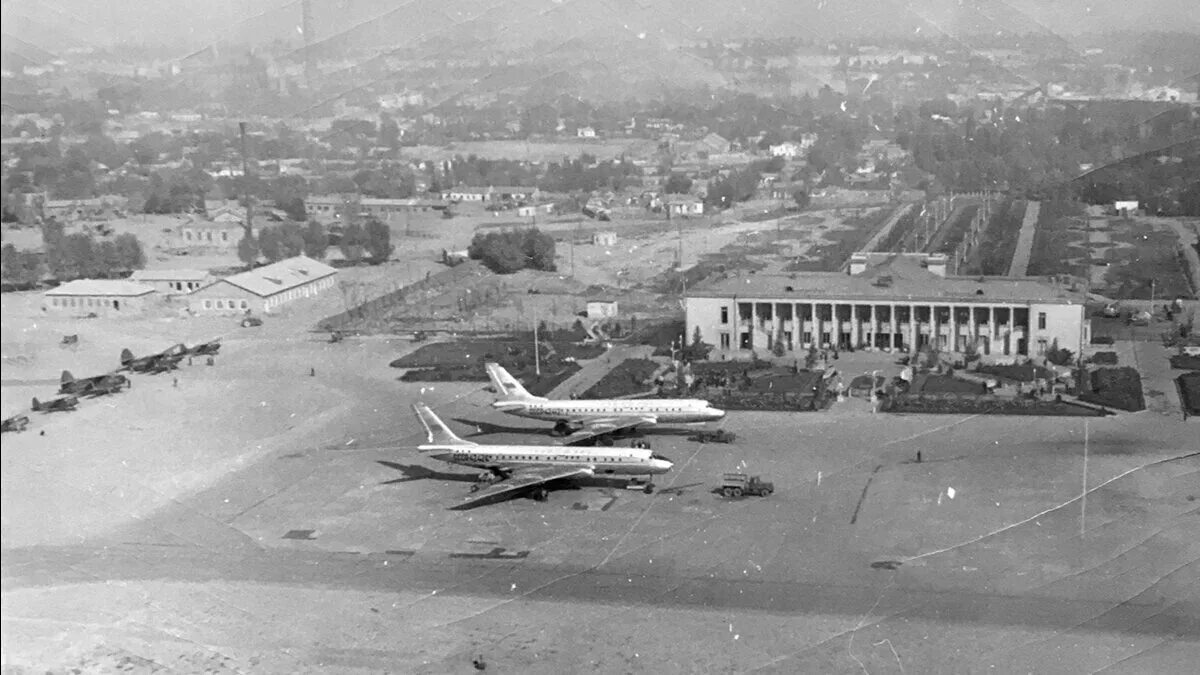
1091 351 1119 366
883 394 1109 416
1169 354 1200 371
1178 372 1200 416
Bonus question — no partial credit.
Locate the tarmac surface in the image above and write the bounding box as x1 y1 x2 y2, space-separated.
3 328 1199 673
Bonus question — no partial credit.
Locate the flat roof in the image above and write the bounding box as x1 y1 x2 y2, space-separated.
688 255 1088 305
216 255 337 297
129 269 211 282
46 279 156 297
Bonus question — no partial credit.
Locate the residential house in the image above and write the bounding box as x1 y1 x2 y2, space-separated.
668 199 705 217
577 126 597 138
586 300 619 320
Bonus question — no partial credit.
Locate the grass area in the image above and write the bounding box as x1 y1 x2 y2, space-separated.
1101 222 1194 300
390 338 602 393
1169 354 1200 370
964 198 1022 275
1079 366 1146 412
1179 372 1200 416
874 205 918 253
883 395 1108 416
581 358 661 398
931 204 981 255
399 361 580 396
1091 351 1119 365
785 206 898 272
914 374 986 395
976 363 1056 383
1026 200 1087 278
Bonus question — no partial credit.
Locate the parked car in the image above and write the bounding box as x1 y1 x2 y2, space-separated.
241 316 263 328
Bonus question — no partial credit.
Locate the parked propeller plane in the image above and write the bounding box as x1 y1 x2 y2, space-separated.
59 370 130 397
119 346 184 374
485 362 725 445
32 395 79 413
412 403 673 509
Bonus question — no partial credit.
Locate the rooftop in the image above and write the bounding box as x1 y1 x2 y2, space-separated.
217 255 337 297
46 279 157 297
688 255 1088 305
129 269 212 282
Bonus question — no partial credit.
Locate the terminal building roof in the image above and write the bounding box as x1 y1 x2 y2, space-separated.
687 255 1088 305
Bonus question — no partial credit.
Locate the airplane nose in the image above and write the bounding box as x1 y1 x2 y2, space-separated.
710 408 726 420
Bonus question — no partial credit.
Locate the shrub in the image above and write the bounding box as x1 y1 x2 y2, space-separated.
1169 354 1200 370
1091 351 1119 365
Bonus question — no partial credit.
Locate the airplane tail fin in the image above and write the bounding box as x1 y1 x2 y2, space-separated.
61 370 74 384
31 397 41 411
412 403 476 449
485 362 540 401
120 348 134 365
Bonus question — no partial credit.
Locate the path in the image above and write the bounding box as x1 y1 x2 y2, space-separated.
1087 219 1112 287
1127 339 1185 419
546 344 658 398
1008 200 1040 277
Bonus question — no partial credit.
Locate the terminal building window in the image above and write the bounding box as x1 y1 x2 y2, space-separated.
720 306 729 324
1037 312 1047 330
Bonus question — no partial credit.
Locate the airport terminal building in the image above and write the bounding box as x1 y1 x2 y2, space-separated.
686 253 1090 361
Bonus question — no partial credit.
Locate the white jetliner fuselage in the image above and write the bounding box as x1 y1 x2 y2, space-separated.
485 362 725 441
492 397 724 425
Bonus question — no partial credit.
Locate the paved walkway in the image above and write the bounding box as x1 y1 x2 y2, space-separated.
1155 217 1200 295
1008 200 1040 277
546 344 658 398
1127 339 1185 420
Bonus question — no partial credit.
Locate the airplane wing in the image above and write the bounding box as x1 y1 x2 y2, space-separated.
563 415 658 445
452 465 594 509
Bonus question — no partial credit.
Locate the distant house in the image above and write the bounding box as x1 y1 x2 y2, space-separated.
586 299 619 320
442 186 536 204
1113 200 1140 217
42 196 127 221
769 141 805 159
668 199 705 217
44 279 157 315
178 220 256 252
188 255 337 315
517 203 555 218
697 133 731 155
129 269 213 295
577 126 597 138
593 231 618 246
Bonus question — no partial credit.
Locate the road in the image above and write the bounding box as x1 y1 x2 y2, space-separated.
1008 200 1041 277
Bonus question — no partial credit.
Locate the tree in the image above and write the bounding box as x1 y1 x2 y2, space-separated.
468 230 526 273
522 228 556 271
113 233 145 271
792 188 811 209
303 220 328 259
279 222 306 259
237 233 259 267
663 173 693 194
339 222 366 263
364 217 393 264
772 326 787 357
1 244 43 288
258 226 284 262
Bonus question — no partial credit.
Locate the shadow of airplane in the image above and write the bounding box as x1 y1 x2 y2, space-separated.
451 417 557 438
376 460 479 485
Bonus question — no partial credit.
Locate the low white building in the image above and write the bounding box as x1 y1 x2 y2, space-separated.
586 300 619 320
44 279 157 316
128 269 213 295
188 255 337 315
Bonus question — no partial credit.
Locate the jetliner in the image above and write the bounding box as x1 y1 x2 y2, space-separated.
32 395 79 413
412 403 673 509
485 362 725 445
119 346 185 374
59 370 130 397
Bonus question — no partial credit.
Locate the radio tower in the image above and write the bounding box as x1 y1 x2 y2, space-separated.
301 0 316 88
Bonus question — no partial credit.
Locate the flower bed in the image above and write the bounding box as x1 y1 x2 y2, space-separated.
1090 351 1119 365
1078 367 1145 412
975 363 1055 383
1169 354 1200 371
399 362 580 397
913 374 986 395
1178 372 1200 417
883 394 1109 416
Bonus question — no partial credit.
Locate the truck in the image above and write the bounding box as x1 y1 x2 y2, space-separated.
689 429 736 443
720 473 774 498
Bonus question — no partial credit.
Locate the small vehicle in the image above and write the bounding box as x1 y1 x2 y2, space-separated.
241 316 263 328
1101 303 1121 318
721 473 774 498
690 429 736 444
2 414 31 433
412 330 428 342
329 330 344 343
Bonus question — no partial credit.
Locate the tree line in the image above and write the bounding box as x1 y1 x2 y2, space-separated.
235 218 392 267
467 228 556 274
1 220 146 288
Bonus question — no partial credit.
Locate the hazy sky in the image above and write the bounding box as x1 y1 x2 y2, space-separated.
3 0 1198 54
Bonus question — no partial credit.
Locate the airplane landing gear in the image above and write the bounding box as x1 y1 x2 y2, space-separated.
530 487 549 502
552 421 571 437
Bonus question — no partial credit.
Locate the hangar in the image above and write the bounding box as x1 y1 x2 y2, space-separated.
43 279 157 315
686 253 1090 361
188 255 337 315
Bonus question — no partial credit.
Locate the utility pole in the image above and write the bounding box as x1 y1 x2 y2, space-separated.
533 309 541 376
239 122 253 240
